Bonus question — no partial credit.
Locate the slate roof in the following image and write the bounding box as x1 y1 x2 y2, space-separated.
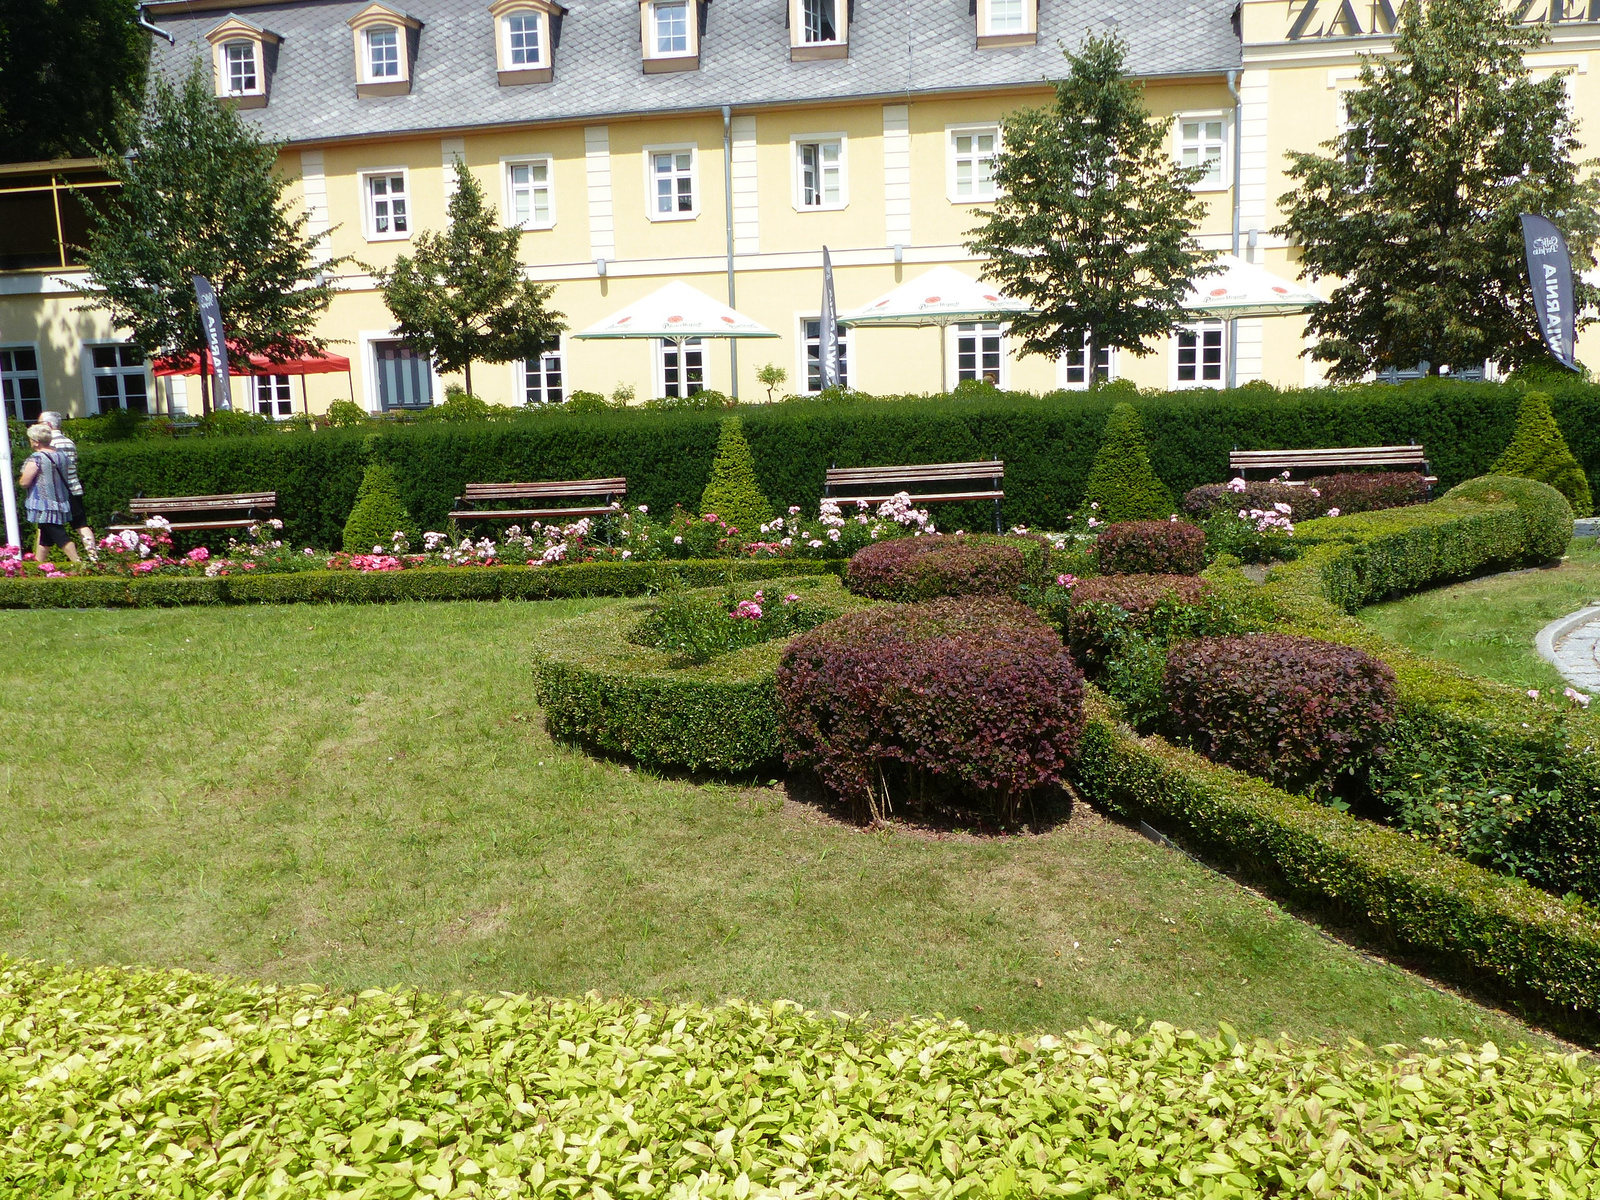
148 0 1241 145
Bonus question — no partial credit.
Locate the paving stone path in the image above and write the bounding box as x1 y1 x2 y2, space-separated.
1537 606 1600 691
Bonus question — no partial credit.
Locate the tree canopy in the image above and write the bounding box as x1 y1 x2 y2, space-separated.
80 64 342 394
1276 0 1600 379
964 34 1212 377
0 0 148 162
377 161 566 396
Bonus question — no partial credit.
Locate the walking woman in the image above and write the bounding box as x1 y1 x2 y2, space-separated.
17 424 81 563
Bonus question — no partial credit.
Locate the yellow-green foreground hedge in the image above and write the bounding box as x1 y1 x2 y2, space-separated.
0 559 844 609
2 958 1597 1200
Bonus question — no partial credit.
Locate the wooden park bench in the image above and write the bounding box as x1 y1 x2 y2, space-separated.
108 491 278 532
1229 445 1436 488
823 460 1005 532
449 477 628 525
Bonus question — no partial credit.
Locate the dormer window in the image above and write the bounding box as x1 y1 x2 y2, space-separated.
367 26 400 77
975 0 1037 46
204 15 281 108
348 3 422 97
789 0 847 59
489 0 562 84
640 0 699 73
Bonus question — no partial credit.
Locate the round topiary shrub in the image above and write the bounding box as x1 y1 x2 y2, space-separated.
1059 574 1211 668
1094 519 1206 575
1442 475 1574 563
1163 633 1397 797
844 534 1028 601
777 598 1085 823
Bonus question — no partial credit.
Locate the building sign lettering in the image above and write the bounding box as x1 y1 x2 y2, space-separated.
1287 0 1599 38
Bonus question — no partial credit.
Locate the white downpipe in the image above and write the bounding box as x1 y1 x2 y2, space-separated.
0 424 20 551
1226 68 1242 390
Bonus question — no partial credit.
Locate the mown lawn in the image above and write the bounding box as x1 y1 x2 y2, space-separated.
0 598 1545 1046
1357 536 1600 690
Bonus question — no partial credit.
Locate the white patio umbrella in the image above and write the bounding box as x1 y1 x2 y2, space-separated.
1182 254 1322 319
838 265 1032 390
573 280 778 398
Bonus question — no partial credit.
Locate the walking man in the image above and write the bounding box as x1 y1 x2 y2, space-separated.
39 411 94 552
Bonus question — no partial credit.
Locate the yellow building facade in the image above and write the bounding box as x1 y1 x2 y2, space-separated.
0 0 1595 419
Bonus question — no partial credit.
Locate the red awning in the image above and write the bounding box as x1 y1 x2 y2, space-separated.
152 344 351 378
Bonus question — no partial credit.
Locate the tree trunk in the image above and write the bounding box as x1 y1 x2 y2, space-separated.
1088 326 1099 388
463 359 473 397
200 366 211 416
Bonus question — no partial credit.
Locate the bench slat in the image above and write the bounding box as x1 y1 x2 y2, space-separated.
447 505 621 522
462 478 626 499
1230 447 1425 469
829 490 1005 506
826 461 1004 485
128 492 277 512
108 519 262 532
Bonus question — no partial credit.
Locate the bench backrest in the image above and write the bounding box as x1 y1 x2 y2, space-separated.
1229 446 1427 474
462 478 627 501
825 461 1004 490
128 492 277 514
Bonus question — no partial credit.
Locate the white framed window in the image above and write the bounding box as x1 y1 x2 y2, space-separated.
802 0 839 42
652 1 691 54
1 345 43 422
1173 320 1226 387
224 41 260 94
955 322 1005 387
87 344 149 415
361 170 410 240
948 126 999 203
507 12 542 64
504 156 554 229
987 0 1025 33
366 25 400 78
657 338 704 397
523 349 564 405
646 145 698 220
1059 339 1114 390
1177 114 1229 189
801 319 849 392
253 374 295 418
793 136 846 210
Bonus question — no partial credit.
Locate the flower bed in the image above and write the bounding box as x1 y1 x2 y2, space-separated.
532 575 872 772
6 957 1597 1200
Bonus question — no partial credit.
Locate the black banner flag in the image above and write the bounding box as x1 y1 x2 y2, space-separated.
1520 214 1580 372
191 274 233 410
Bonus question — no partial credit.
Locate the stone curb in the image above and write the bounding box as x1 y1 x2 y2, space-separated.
1536 605 1600 684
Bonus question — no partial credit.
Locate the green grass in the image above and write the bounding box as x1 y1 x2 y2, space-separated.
1357 536 1600 690
0 599 1547 1047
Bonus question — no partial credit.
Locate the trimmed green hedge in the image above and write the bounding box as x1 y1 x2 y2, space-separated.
1259 477 1600 905
72 380 1600 551
532 575 871 772
8 959 1599 1199
0 559 844 609
1073 694 1600 1017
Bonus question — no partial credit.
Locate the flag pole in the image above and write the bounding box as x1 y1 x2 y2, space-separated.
0 418 20 550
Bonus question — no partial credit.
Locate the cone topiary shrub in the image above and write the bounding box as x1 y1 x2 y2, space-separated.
342 462 420 553
699 416 774 536
1081 403 1174 521
1490 391 1593 517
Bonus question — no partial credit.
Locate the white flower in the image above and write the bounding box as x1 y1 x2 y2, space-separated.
637 504 649 514
673 535 683 545
1326 507 1341 518
1528 689 1541 700
808 539 823 548
827 528 841 541
621 550 632 559
1273 502 1292 515
1225 478 1247 494
788 505 801 515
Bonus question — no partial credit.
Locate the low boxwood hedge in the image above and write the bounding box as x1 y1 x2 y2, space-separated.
0 558 845 609
532 575 872 772
1258 477 1600 905
7 957 1598 1199
1073 692 1600 1018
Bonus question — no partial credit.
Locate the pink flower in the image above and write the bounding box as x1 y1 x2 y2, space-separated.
186 547 210 563
1567 687 1591 708
783 593 800 603
1326 507 1341 518
1226 477 1248 493
1528 689 1541 700
1056 574 1078 588
788 505 801 515
730 600 763 620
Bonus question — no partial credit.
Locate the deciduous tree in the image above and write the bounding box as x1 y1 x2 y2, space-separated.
1276 0 1600 379
965 35 1213 376
377 160 565 396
